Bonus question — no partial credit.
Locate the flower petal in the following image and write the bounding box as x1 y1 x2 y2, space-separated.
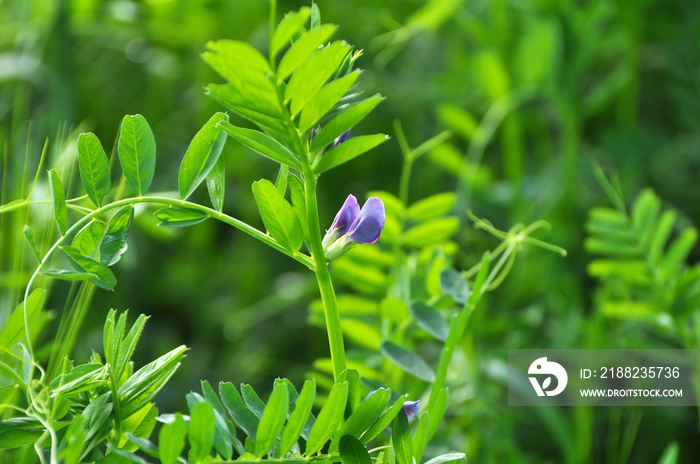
348 196 385 244
330 194 360 235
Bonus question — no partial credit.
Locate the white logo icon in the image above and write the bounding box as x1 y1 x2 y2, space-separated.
528 357 568 397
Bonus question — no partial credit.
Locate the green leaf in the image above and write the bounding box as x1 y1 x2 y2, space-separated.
288 173 309 241
278 24 337 80
631 188 660 249
406 193 456 221
220 121 301 170
306 381 348 455
100 205 134 266
118 114 156 196
59 416 85 464
285 41 351 115
392 410 412 464
178 112 229 200
205 83 286 132
159 414 186 464
188 401 215 462
314 134 389 174
439 268 471 305
241 384 266 418
271 7 311 58
72 221 105 258
0 418 45 449
62 246 117 290
332 388 389 450
663 228 698 274
153 207 209 228
412 412 429 464
360 396 407 445
380 341 435 382
186 392 234 460
119 403 158 451
311 95 384 152
51 364 109 398
423 453 466 464
118 345 187 417
255 379 289 457
220 382 260 439
279 379 315 456
201 381 241 458
380 297 409 323
649 210 676 263
299 71 359 129
403 217 460 248
343 368 362 416
203 40 273 92
42 269 97 281
410 301 449 341
339 435 372 464
49 169 67 235
22 225 42 263
115 314 148 384
0 289 45 350
428 388 448 439
78 132 111 207
252 179 304 252
206 153 226 212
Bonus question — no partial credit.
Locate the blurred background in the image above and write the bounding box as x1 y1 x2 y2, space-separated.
2 0 700 462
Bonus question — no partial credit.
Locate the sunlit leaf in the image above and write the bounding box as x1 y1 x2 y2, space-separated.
252 179 304 252
206 154 226 212
314 134 389 174
279 379 315 456
339 435 371 464
310 95 384 152
306 381 348 455
179 112 228 200
118 114 156 196
78 132 111 207
99 205 134 266
188 402 215 462
220 122 301 169
299 71 359 130
278 24 338 80
158 413 186 464
285 41 351 115
392 410 412 464
153 207 208 228
271 7 311 58
0 289 45 349
255 379 289 457
61 246 117 290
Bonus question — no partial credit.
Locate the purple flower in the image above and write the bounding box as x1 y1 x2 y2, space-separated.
402 400 420 421
332 129 352 148
322 195 385 260
365 390 420 422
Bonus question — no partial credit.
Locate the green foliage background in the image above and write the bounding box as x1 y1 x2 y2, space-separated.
2 0 700 462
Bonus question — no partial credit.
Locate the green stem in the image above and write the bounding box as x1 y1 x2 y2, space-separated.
301 162 347 380
428 243 515 407
23 196 314 383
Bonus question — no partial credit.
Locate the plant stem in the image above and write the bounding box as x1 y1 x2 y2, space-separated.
301 162 347 380
428 243 514 407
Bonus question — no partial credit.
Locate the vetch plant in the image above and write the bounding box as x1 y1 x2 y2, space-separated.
0 2 565 464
